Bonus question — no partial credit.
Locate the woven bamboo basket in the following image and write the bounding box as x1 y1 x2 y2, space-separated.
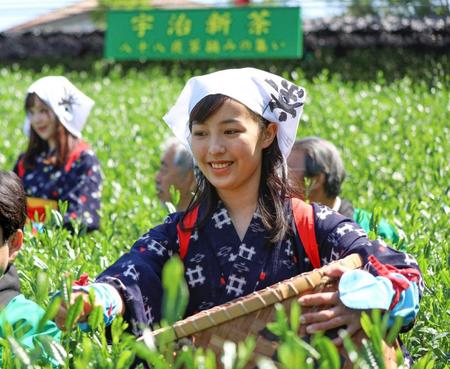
150 254 398 368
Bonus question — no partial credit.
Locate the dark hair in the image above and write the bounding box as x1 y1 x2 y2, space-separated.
23 93 79 169
0 171 27 244
183 94 300 243
165 138 194 174
292 137 346 198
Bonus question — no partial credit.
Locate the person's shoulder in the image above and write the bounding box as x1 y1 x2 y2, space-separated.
7 294 45 313
13 153 26 173
15 152 26 161
339 198 355 218
167 210 184 221
76 141 98 160
67 141 101 172
288 198 345 227
0 294 61 348
152 210 185 231
0 294 45 326
311 202 352 230
131 211 184 252
138 211 184 235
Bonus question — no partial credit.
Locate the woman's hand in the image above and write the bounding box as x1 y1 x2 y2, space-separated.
298 263 362 346
55 291 93 330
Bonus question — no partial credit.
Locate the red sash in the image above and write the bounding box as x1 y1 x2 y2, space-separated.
26 197 58 222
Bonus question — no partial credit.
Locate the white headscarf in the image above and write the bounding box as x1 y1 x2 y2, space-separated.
24 76 94 138
163 68 306 158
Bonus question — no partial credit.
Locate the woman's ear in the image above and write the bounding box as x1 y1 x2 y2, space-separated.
261 122 277 149
313 173 326 188
8 230 23 262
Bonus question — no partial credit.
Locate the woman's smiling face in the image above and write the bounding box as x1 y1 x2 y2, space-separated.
28 97 59 147
190 98 276 197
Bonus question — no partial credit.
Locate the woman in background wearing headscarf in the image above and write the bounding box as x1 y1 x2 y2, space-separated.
13 76 102 232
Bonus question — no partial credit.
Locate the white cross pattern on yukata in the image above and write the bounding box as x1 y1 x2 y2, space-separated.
123 263 140 281
147 239 166 256
212 208 232 229
143 297 154 324
226 274 247 297
336 223 356 237
186 265 206 287
238 243 256 260
317 206 333 220
144 304 154 324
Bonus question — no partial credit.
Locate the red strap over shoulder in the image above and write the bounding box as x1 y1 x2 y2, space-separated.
17 158 25 178
291 198 321 269
177 205 200 260
177 200 319 268
64 141 91 172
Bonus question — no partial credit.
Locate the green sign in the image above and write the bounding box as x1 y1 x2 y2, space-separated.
105 6 302 60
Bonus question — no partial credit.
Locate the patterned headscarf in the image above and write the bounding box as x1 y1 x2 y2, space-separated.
24 76 94 138
163 68 306 158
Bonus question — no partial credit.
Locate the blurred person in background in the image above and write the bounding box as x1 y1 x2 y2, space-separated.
13 76 102 233
156 138 196 212
288 136 399 245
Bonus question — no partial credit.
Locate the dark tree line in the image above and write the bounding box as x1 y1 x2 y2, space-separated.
335 0 449 16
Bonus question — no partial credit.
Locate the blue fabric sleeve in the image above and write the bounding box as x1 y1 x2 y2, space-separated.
388 275 420 327
72 283 123 330
339 269 420 326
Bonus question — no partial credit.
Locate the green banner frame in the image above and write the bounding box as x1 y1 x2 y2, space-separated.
105 6 302 60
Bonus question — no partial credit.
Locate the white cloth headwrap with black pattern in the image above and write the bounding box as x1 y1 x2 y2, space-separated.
24 76 94 138
163 68 306 158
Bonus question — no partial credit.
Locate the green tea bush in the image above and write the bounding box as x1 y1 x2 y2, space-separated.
0 49 448 367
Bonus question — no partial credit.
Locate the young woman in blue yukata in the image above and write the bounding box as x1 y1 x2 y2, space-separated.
13 76 102 232
55 68 421 366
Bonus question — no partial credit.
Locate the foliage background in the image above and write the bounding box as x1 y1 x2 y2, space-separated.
0 48 449 367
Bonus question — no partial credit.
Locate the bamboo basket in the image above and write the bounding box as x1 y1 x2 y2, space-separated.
150 254 398 368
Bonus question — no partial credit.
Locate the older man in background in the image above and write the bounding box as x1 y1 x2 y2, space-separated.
156 138 196 212
288 136 399 245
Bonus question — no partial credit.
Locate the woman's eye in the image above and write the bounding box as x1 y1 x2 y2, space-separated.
225 129 239 135
192 131 207 137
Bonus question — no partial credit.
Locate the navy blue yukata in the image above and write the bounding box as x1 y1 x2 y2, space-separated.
13 142 102 231
97 201 423 338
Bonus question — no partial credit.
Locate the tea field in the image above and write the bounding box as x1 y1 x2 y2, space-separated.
0 51 448 368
